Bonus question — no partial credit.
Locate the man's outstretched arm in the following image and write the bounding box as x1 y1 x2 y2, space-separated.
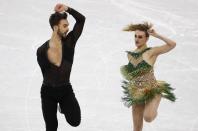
54 4 86 44
66 7 85 41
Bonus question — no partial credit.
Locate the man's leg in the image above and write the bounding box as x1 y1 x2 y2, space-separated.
41 93 58 131
59 92 81 127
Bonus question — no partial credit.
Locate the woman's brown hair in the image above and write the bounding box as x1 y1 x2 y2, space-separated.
123 22 153 37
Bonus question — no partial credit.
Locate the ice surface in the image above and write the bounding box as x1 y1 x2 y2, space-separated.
0 0 198 130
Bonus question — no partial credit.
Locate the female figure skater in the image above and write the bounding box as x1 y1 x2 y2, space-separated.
36 3 85 131
120 22 176 131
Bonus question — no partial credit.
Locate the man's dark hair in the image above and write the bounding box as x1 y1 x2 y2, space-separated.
49 12 68 30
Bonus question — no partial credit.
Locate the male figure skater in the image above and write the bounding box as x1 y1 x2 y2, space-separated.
36 3 85 131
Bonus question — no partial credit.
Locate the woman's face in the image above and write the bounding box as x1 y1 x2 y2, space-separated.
134 30 148 48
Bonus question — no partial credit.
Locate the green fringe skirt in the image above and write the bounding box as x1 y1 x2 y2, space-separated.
121 80 176 107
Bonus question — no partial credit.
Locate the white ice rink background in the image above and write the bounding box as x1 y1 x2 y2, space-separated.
0 0 198 131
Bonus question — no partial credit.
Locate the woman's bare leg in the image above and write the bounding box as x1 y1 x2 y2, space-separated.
143 94 162 122
132 104 145 131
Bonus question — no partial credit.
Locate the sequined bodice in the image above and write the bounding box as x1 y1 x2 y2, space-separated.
121 47 158 88
128 48 158 88
131 68 158 89
120 47 176 106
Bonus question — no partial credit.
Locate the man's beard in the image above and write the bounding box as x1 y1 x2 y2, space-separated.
57 29 68 38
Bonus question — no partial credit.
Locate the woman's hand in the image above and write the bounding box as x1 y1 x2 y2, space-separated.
148 28 176 56
54 3 69 12
147 28 159 37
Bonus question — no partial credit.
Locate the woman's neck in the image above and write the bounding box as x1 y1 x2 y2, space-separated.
135 44 147 52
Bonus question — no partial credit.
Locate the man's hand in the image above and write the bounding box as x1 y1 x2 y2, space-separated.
54 3 69 12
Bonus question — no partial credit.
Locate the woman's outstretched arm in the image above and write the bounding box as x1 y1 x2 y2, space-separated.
148 29 176 56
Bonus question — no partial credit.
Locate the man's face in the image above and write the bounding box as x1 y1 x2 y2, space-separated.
57 19 69 38
134 30 148 48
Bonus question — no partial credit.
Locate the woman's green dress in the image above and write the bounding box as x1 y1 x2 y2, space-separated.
120 47 176 107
